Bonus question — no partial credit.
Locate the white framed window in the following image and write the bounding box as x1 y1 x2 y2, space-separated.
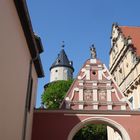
128 95 134 109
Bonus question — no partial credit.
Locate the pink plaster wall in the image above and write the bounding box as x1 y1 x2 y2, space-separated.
0 1 38 140
32 110 140 140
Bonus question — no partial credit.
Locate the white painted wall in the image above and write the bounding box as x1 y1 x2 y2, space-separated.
50 67 73 82
110 25 140 110
107 126 122 140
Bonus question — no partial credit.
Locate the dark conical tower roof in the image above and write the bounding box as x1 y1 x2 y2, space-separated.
50 49 74 71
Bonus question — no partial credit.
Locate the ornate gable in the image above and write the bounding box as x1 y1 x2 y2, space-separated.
61 48 130 111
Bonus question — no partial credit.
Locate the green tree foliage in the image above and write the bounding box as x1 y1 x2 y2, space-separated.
73 124 107 140
41 80 73 109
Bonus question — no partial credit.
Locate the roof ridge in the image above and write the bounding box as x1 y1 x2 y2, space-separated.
119 25 140 28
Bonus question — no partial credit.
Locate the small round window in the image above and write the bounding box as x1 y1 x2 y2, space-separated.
55 70 58 72
92 71 96 75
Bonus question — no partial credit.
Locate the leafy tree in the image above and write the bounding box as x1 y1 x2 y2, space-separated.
41 80 73 109
73 124 107 140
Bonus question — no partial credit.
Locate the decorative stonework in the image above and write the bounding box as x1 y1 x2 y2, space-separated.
99 90 106 101
60 49 130 111
67 117 131 140
90 44 97 59
84 90 93 101
109 24 140 110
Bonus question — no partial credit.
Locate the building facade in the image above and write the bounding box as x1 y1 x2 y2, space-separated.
0 1 44 140
50 47 74 82
61 46 129 111
109 23 140 109
32 47 136 140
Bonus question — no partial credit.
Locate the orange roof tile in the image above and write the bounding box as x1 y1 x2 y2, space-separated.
119 26 140 56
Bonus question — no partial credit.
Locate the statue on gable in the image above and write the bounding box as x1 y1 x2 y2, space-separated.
90 44 97 59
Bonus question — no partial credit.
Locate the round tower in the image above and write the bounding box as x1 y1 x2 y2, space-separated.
50 46 74 82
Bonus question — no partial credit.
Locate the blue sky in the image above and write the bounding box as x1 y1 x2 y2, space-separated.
27 0 140 107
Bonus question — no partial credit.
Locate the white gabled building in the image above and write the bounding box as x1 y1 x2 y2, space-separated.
109 23 140 110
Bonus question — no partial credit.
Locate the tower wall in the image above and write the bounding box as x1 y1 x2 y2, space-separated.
50 66 73 82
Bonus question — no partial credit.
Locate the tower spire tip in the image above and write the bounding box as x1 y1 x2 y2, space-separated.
61 41 65 48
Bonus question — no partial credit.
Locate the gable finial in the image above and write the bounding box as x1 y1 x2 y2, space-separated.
61 41 65 49
90 44 97 59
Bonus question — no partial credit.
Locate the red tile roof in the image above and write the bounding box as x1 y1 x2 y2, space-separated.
119 26 140 56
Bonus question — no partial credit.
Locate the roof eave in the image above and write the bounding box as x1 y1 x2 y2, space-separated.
34 56 45 78
50 65 74 72
14 0 44 78
34 34 44 53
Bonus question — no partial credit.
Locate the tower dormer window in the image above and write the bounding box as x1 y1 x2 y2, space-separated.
56 59 61 64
